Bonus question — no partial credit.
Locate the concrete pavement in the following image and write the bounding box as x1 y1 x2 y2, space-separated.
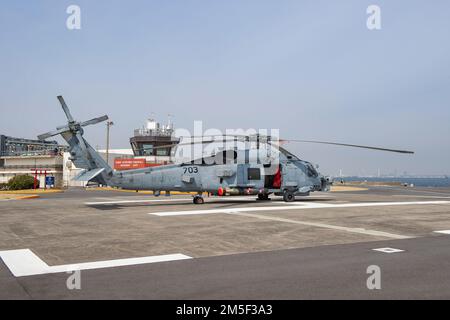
1 186 450 299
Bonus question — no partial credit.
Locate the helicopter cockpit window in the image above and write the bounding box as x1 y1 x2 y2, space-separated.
279 146 300 161
247 168 261 180
306 163 318 177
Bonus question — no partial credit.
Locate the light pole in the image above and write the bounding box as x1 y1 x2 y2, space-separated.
106 121 114 165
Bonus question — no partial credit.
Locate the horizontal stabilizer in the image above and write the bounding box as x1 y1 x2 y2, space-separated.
73 168 105 182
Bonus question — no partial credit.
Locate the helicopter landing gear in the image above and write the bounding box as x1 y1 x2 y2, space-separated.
283 191 295 202
257 194 270 201
193 195 204 205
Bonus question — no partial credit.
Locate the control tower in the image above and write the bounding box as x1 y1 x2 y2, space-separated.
129 117 179 165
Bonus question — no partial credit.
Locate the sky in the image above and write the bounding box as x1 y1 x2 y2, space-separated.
0 0 449 176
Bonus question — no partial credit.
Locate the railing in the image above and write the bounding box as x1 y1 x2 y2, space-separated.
133 129 174 137
0 165 64 170
0 150 65 157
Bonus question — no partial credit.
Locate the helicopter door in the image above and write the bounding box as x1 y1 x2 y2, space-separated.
281 162 299 189
236 164 247 186
237 164 262 186
264 164 281 189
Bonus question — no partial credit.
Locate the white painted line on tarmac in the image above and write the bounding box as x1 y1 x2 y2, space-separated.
148 200 450 217
85 196 282 206
373 247 405 253
0 249 192 277
434 230 450 235
85 198 193 205
391 189 450 196
149 205 308 216
229 212 410 239
392 195 450 199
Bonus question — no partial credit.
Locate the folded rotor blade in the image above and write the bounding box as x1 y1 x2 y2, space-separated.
57 96 75 122
38 127 70 140
81 115 109 127
281 139 414 154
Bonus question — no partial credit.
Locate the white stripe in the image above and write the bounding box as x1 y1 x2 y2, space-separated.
85 196 280 206
230 212 409 239
373 247 405 253
85 198 192 205
0 249 49 277
390 189 450 196
148 200 450 216
392 195 450 199
0 249 192 277
434 230 450 235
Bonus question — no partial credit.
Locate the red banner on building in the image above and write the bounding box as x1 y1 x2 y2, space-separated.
114 158 147 170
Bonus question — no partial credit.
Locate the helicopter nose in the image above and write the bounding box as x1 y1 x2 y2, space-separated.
320 176 332 192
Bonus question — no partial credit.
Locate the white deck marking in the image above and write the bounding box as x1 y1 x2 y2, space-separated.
85 196 284 206
373 248 405 253
85 198 193 205
229 212 410 239
392 195 450 199
390 189 450 196
148 200 450 217
434 230 450 235
0 249 192 277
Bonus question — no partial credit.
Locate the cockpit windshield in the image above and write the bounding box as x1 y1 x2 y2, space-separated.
306 163 318 177
279 146 300 161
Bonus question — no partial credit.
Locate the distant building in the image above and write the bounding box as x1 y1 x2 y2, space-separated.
0 135 67 188
0 117 181 188
114 118 180 170
131 118 178 155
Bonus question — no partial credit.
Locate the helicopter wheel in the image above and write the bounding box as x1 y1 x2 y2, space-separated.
283 191 295 202
257 194 270 201
193 195 204 205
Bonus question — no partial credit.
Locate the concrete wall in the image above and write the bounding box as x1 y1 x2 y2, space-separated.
0 155 64 188
62 152 86 187
1 155 63 167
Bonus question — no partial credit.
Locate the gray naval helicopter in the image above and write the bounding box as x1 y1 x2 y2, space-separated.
38 96 414 204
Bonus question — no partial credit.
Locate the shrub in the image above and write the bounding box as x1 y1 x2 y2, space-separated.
0 183 8 191
7 175 39 190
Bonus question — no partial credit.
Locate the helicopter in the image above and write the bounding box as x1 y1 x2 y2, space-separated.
38 96 414 204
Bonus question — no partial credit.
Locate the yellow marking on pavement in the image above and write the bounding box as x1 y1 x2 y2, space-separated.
0 189 62 195
0 194 40 200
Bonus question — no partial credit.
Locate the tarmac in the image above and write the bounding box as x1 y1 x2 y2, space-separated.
1 185 450 299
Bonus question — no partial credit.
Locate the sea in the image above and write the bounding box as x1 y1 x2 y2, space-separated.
340 177 450 188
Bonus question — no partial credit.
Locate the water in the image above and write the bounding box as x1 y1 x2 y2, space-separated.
340 177 450 188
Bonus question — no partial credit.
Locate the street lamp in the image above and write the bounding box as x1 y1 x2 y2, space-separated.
106 121 114 165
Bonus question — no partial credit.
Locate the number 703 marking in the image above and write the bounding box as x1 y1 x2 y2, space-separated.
183 167 199 174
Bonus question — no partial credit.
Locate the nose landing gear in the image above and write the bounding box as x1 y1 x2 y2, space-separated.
257 193 271 201
193 195 204 204
283 191 295 202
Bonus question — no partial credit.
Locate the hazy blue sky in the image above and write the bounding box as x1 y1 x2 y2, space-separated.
1 1 449 176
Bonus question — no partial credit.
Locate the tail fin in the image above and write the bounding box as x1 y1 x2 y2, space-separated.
38 96 113 185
